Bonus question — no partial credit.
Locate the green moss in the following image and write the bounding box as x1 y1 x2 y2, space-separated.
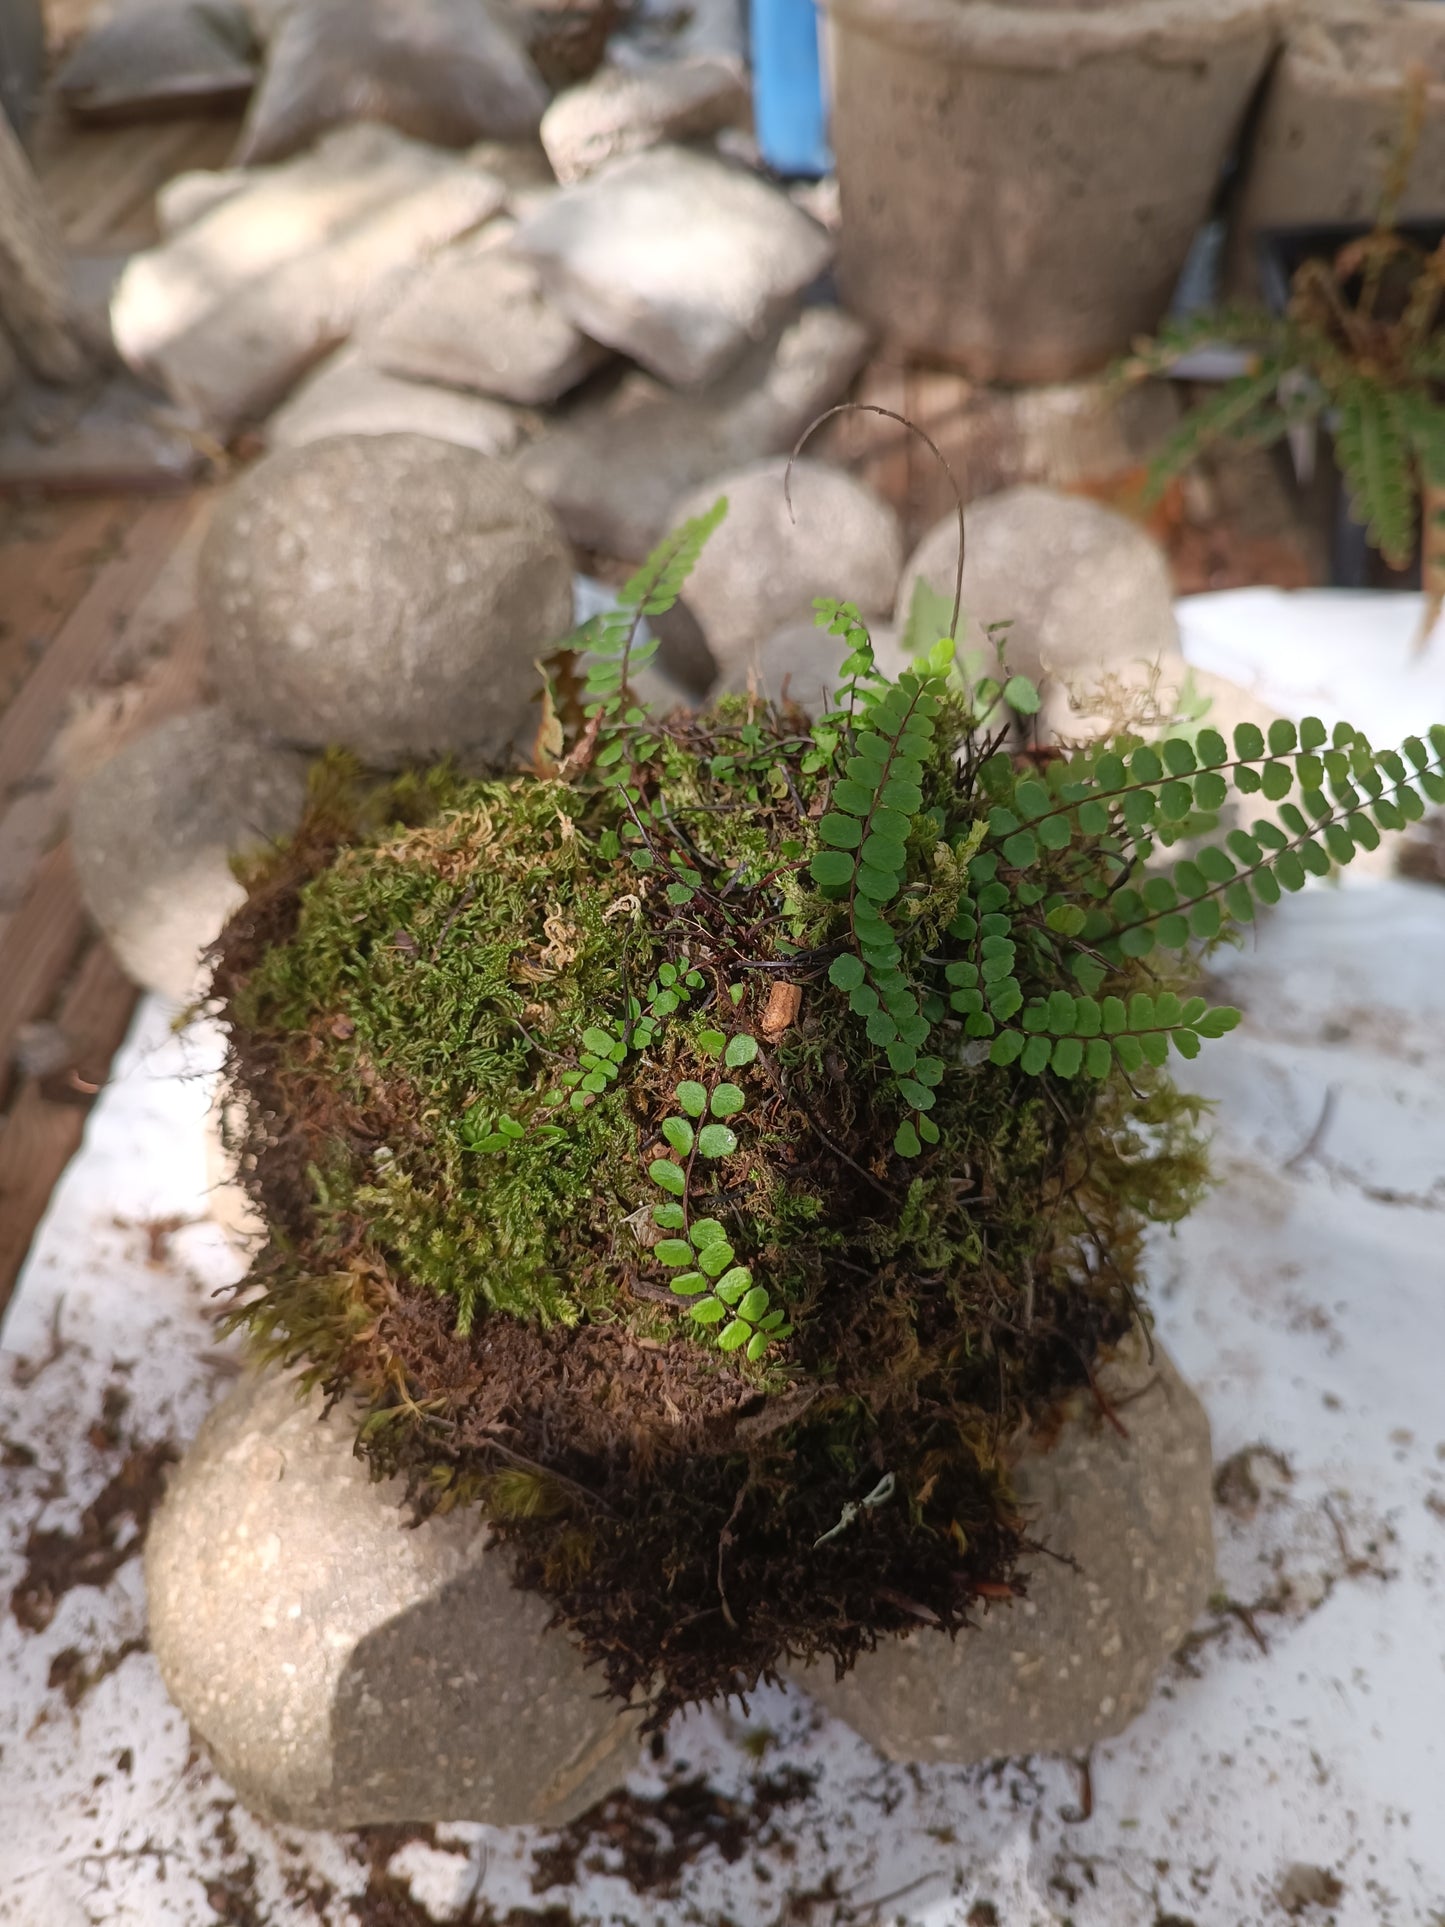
217 725 1213 1714
204 475 1445 1722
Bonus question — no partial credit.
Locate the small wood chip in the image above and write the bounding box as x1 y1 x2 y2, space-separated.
760 981 802 1041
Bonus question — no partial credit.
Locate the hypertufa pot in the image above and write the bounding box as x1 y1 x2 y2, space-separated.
825 0 1284 380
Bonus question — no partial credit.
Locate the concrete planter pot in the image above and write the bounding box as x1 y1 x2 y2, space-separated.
827 0 1283 380
1231 5 1445 297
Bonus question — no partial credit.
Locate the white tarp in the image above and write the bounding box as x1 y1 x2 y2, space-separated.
3 590 1444 1925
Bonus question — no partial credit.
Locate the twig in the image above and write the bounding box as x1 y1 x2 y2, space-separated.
1228 1599 1271 1654
787 403 968 644
716 1478 749 1630
1078 1348 1130 1440
1283 1085 1338 1173
1060 1749 1094 1824
798 1110 897 1202
431 884 477 961
483 1440 617 1517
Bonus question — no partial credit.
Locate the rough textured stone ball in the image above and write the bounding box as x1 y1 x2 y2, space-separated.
70 706 311 1005
199 432 575 767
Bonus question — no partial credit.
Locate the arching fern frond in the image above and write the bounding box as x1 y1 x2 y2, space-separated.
580 496 728 720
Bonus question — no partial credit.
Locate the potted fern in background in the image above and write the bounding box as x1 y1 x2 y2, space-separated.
137 466 1445 1820
1128 74 1445 636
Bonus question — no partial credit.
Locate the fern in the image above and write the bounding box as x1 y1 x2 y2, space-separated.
811 642 956 1155
1334 379 1418 569
578 498 728 772
955 718 1445 1075
1119 306 1286 378
1125 208 1445 572
1406 392 1445 486
645 1033 789 1360
1141 355 1292 503
480 495 1445 1348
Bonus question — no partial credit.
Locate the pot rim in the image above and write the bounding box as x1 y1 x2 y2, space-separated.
1277 10 1445 102
824 0 1285 70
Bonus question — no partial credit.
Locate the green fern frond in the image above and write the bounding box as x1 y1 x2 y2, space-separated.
581 497 728 717
1117 307 1283 381
1333 380 1418 569
1405 334 1445 382
1141 358 1293 501
1406 392 1445 487
813 645 956 1153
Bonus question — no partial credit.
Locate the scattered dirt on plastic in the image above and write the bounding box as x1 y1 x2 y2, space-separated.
46 1634 147 1707
9 1436 177 1633
132 1212 197 1266
1213 1442 1293 1518
347 1825 445 1927
531 1766 818 1901
1276 1862 1345 1916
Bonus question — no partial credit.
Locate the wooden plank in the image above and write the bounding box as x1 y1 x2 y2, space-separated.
0 493 190 808
0 108 95 384
39 113 244 251
37 122 172 229
0 493 211 943
0 936 138 1327
0 496 137 720
0 842 88 1111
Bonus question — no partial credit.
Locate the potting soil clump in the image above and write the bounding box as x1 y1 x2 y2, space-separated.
213 501 1435 1721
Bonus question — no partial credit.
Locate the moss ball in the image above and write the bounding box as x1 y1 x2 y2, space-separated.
214 669 1212 1719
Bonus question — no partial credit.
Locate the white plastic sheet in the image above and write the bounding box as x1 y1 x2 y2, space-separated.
3 595 1444 1923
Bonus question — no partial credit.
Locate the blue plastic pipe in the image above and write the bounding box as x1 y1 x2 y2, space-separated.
749 0 832 178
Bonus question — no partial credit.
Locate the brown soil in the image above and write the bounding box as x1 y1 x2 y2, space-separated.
10 1436 176 1633
531 1768 817 1899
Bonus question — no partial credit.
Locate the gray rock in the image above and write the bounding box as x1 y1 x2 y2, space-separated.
111 125 507 433
55 0 258 123
515 304 870 557
464 138 560 217
363 224 610 406
540 56 748 183
233 0 549 166
70 707 311 1005
498 0 619 92
896 486 1182 739
843 373 1181 524
717 616 908 713
795 1335 1215 1763
613 0 745 65
510 144 833 387
200 433 574 766
155 166 250 237
666 457 901 679
265 344 523 455
146 1367 642 1828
